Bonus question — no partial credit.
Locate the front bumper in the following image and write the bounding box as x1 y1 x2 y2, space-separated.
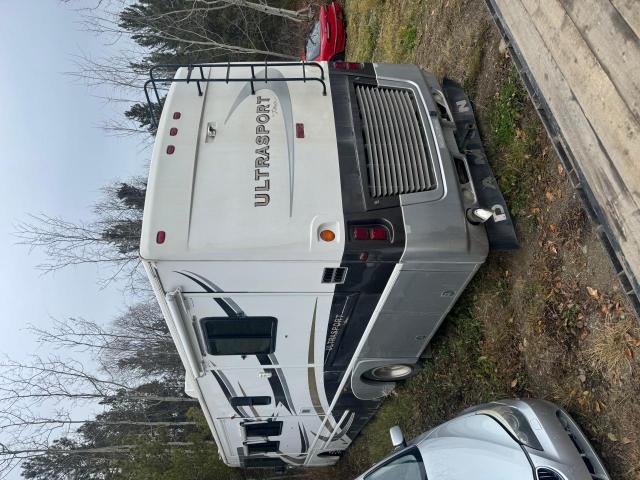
493 399 611 480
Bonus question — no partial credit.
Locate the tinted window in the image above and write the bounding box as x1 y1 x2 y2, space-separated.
230 396 271 407
247 441 280 454
305 21 321 60
245 421 283 437
365 450 426 480
202 317 276 355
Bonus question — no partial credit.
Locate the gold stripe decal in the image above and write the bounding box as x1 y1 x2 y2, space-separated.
307 298 326 419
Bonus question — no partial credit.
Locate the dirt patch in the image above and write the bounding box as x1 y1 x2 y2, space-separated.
309 1 640 479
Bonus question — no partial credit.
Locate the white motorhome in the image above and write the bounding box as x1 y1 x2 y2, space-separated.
140 61 517 470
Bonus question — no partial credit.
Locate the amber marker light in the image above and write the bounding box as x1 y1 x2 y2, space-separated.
319 229 336 242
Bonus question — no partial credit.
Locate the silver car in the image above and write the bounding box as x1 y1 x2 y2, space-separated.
355 399 610 480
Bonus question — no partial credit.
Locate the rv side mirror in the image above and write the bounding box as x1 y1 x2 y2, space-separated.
389 426 406 450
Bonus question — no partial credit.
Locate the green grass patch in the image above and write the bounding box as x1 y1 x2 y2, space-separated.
399 25 418 56
345 0 422 63
488 72 527 150
363 15 381 59
486 72 543 214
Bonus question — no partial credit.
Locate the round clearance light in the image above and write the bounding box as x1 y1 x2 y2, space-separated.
169 127 178 136
173 112 181 119
319 229 336 242
156 231 166 244
166 145 175 154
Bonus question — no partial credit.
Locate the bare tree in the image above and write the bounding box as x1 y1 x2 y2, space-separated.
15 179 149 291
14 213 141 290
187 0 313 22
0 353 199 478
80 1 300 60
27 300 183 381
2 439 213 479
0 355 195 413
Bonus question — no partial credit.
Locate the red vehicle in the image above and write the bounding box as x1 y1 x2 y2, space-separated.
303 2 346 62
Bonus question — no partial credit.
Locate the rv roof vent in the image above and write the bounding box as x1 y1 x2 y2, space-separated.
322 267 347 284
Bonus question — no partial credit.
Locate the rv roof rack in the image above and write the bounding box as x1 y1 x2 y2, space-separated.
144 61 327 127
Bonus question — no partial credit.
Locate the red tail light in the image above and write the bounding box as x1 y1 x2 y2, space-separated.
370 226 388 241
332 61 364 71
156 231 166 244
351 225 390 241
352 227 369 240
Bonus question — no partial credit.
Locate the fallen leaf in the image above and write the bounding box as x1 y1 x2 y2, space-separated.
622 437 632 445
587 286 599 299
558 164 564 175
578 374 586 383
510 378 518 388
549 224 558 234
546 191 555 202
607 433 618 442
594 400 601 413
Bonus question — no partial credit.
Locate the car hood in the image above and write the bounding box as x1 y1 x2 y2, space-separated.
416 414 534 480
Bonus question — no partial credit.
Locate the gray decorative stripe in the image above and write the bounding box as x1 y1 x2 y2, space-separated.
279 454 306 465
185 271 224 292
330 411 355 443
268 353 296 415
298 423 308 453
211 370 249 418
184 271 245 316
177 271 245 316
224 68 295 217
237 383 260 418
307 299 326 419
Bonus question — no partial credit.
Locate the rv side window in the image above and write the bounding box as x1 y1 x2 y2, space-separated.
244 421 283 438
247 441 280 455
201 316 277 355
230 396 271 407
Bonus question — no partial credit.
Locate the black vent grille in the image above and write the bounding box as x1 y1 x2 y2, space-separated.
355 85 436 198
537 468 561 480
322 267 348 284
556 410 606 480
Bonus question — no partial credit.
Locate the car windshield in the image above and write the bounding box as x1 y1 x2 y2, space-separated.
305 21 321 60
365 450 426 480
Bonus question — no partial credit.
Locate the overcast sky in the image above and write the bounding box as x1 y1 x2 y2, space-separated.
0 3 148 475
0 0 148 358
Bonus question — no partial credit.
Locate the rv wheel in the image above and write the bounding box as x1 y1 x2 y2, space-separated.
362 364 416 382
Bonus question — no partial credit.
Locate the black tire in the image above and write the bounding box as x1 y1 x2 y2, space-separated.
362 364 417 382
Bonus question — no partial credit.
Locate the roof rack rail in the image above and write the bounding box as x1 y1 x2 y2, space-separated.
144 61 327 127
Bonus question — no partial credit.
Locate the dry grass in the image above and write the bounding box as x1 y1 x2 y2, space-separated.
585 318 639 382
326 1 640 478
342 0 424 63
